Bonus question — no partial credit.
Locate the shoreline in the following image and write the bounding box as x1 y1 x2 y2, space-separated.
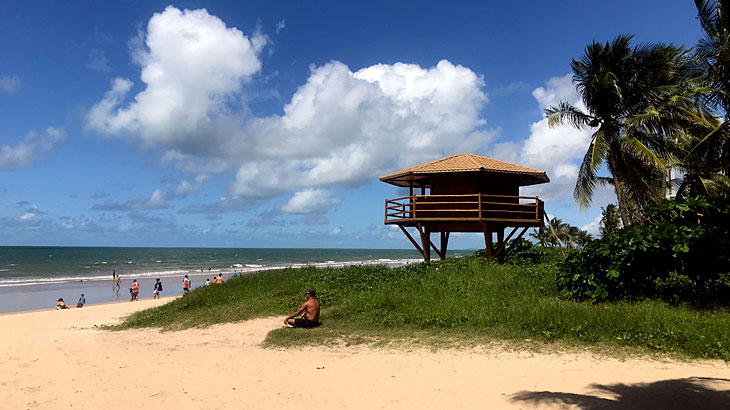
0 256 425 314
0 294 179 317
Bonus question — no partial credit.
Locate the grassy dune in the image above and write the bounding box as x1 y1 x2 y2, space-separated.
115 255 730 360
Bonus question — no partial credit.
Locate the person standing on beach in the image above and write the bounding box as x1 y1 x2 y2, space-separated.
284 289 320 328
115 275 121 291
217 273 223 283
182 275 191 294
130 280 139 301
153 278 162 299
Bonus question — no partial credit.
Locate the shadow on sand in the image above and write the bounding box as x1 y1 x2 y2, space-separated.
510 377 730 410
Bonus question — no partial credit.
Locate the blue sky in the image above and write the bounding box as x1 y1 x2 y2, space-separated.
0 1 704 248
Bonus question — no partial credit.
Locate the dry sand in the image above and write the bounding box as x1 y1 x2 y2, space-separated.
1 299 728 410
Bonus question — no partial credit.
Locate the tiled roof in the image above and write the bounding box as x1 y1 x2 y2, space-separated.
379 153 548 182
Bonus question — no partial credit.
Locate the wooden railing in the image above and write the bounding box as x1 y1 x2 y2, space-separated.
385 194 543 224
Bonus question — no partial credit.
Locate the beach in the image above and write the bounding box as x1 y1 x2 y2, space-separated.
1 299 728 409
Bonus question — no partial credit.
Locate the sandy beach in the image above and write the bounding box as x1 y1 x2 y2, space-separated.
1 299 728 410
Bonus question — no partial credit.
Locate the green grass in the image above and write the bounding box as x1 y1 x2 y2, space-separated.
113 255 730 360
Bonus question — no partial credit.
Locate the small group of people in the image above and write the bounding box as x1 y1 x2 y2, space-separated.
203 273 225 287
55 294 85 310
129 278 164 301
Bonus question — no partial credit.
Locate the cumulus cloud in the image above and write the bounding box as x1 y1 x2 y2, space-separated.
0 127 66 169
173 174 210 197
92 189 167 211
0 75 21 93
86 6 492 216
86 5 267 155
280 188 341 214
229 60 490 197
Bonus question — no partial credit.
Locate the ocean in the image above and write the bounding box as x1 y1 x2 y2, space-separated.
0 246 457 313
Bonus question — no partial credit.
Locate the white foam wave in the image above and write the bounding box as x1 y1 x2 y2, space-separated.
0 257 423 288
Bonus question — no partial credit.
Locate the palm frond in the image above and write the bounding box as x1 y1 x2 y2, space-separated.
545 102 594 129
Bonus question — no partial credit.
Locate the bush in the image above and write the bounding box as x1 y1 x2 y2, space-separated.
472 238 544 264
557 196 730 304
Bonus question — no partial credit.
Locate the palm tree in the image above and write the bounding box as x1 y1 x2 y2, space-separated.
695 0 730 117
529 226 551 246
545 35 691 226
687 0 730 196
574 229 594 248
599 204 622 236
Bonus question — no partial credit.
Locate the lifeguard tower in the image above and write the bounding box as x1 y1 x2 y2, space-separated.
380 153 549 263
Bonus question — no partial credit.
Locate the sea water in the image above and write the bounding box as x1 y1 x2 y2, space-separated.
0 247 450 313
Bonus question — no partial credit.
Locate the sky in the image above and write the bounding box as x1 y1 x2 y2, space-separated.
0 1 705 248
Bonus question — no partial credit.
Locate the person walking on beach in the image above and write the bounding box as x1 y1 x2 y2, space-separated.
182 275 191 294
115 275 121 291
153 278 163 299
284 289 320 328
77 294 86 307
130 280 139 301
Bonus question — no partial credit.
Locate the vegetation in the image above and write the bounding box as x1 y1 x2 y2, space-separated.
599 204 622 236
558 196 730 304
530 217 592 251
115 251 730 360
545 35 691 225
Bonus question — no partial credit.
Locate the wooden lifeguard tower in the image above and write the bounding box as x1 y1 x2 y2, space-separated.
380 153 549 263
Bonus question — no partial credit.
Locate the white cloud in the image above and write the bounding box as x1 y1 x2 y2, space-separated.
0 127 66 169
86 7 492 215
0 76 21 93
275 18 285 34
507 74 595 202
581 214 602 237
280 188 341 214
230 59 490 197
86 5 267 155
19 212 37 221
92 189 167 211
174 174 210 196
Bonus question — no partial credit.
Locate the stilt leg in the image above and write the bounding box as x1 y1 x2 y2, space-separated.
497 228 505 264
439 232 449 260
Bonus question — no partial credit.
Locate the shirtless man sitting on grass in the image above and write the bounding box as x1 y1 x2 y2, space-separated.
284 289 320 328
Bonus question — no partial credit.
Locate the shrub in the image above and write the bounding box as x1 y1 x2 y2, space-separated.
473 238 544 264
557 196 730 304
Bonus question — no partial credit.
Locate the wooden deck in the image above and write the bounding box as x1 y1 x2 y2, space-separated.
384 194 544 227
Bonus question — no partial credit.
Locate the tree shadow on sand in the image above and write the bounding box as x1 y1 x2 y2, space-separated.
510 377 730 410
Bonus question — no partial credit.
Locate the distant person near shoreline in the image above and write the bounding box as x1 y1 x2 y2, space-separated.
153 279 162 299
77 294 85 308
130 280 139 301
284 289 320 328
55 298 74 310
182 275 191 294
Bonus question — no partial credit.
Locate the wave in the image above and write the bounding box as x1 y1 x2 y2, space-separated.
0 257 423 288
